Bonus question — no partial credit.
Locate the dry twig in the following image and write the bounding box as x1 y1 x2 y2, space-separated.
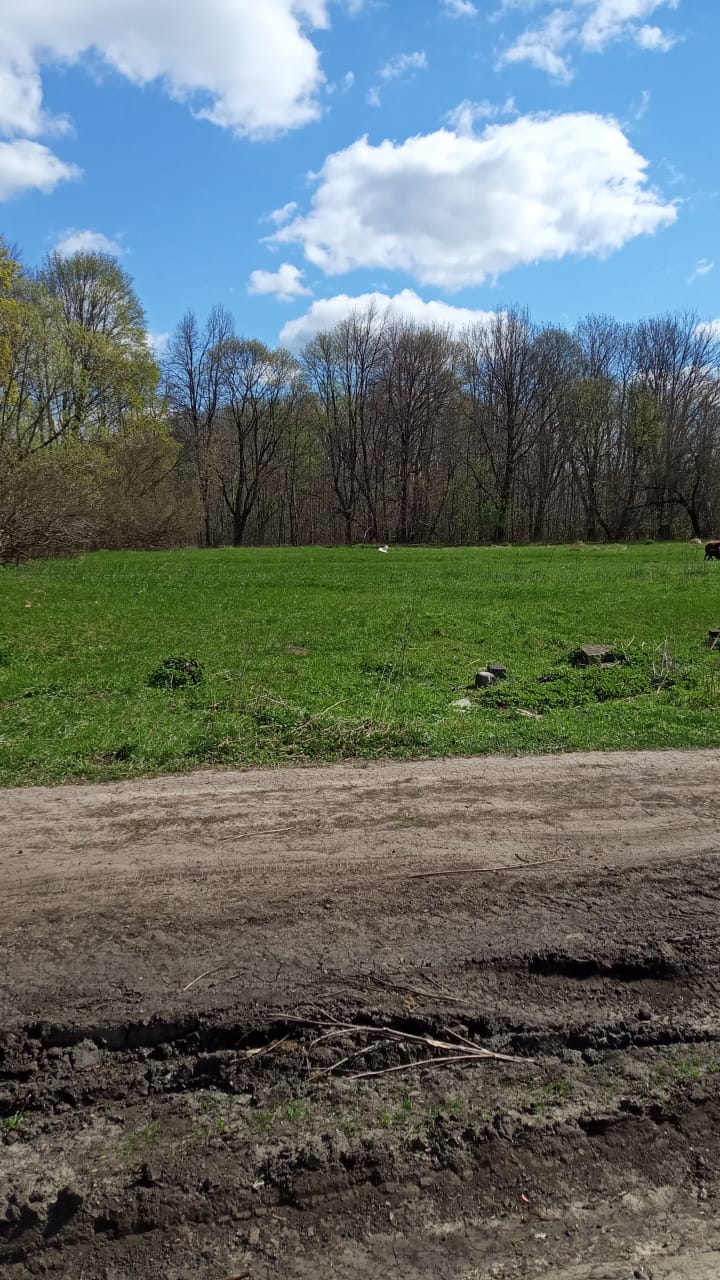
182 964 233 992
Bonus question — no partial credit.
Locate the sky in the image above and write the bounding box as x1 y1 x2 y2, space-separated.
0 0 717 354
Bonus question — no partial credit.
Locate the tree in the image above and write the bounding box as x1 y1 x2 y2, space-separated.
165 306 233 546
38 251 160 441
216 339 302 546
382 321 459 543
302 306 388 543
461 309 548 542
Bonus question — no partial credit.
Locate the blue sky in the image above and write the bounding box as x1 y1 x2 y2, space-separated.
0 0 717 352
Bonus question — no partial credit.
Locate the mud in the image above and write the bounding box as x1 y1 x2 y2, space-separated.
1 749 720 1277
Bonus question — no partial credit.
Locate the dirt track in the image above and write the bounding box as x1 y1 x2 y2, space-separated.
2 749 720 1278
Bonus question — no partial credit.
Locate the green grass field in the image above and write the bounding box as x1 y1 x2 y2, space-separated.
1 544 719 786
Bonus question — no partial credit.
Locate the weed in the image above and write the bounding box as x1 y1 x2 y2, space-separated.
674 1056 702 1082
1 1111 24 1133
249 1107 278 1134
285 1100 309 1125
542 1079 572 1101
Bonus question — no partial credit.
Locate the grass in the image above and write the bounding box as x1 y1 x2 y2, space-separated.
0 542 719 786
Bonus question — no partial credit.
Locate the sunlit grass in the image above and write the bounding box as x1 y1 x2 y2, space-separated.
0 542 719 786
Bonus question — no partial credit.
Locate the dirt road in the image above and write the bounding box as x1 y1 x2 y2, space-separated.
1 749 720 1278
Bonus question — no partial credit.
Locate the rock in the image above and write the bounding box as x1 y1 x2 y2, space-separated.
578 644 615 665
71 1040 100 1070
451 697 472 709
475 670 497 688
487 663 507 680
248 1226 260 1246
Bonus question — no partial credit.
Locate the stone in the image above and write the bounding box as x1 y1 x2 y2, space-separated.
71 1040 100 1070
475 670 497 688
247 1226 260 1246
578 644 614 666
487 663 507 679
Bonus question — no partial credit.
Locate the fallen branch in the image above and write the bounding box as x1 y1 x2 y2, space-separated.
346 1052 515 1081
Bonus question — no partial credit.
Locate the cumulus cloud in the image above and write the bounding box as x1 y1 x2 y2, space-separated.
0 139 79 200
634 22 677 49
248 262 312 301
272 113 677 289
499 0 680 79
279 289 497 350
0 0 330 143
54 228 125 257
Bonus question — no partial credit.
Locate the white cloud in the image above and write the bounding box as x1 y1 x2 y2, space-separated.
630 88 651 120
581 0 678 52
366 85 382 108
248 262 312 301
441 0 478 15
500 0 680 79
378 51 428 80
272 113 677 290
500 10 575 81
696 320 720 342
0 138 79 200
268 201 299 227
689 258 714 284
634 22 676 49
0 0 332 143
54 228 125 257
279 289 497 350
444 98 517 134
147 331 170 357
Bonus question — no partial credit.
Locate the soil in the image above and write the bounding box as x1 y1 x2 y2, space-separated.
1 748 720 1279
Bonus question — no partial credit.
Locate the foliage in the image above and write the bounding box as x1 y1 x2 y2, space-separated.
0 543 719 786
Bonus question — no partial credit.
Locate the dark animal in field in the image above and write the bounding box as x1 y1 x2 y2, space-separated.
705 541 720 561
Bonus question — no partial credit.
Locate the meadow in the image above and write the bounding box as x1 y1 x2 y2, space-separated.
0 543 719 787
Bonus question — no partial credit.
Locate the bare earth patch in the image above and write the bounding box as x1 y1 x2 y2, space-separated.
1 749 720 1278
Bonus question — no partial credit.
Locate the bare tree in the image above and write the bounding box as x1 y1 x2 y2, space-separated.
165 306 233 546
215 339 302 546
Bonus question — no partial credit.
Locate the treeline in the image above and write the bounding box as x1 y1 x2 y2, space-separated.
2 236 719 560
